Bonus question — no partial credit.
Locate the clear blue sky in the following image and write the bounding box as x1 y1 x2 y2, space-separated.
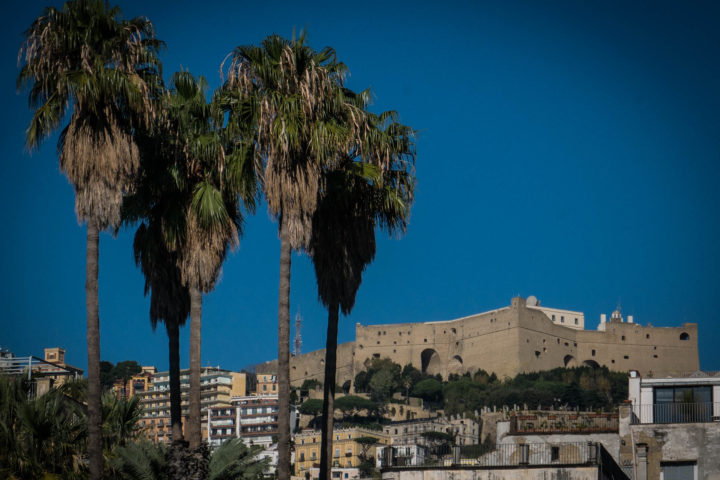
1 0 719 374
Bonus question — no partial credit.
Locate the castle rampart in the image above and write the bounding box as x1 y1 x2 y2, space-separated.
257 297 699 389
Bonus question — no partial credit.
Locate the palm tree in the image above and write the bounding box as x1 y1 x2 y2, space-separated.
311 109 416 480
18 2 162 477
222 33 352 480
132 71 255 450
126 91 193 449
132 222 190 444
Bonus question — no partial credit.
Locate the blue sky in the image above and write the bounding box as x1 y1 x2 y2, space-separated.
1 0 719 374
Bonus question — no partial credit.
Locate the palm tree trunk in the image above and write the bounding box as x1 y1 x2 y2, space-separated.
188 286 202 449
320 302 339 480
86 220 102 480
277 220 292 480
167 321 184 443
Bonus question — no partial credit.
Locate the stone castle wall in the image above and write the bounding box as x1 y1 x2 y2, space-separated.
257 297 699 388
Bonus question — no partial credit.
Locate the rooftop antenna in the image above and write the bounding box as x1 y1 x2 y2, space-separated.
293 310 303 356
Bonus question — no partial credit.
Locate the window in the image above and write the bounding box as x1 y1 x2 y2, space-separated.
550 446 559 461
334 448 340 458
622 335 626 341
654 386 712 423
591 349 596 356
680 332 690 341
552 315 555 321
561 316 564 323
574 318 578 325
661 461 696 480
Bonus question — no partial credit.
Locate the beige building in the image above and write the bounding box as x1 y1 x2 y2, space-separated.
257 373 278 395
294 427 390 477
259 297 699 389
112 366 156 399
382 415 480 447
137 367 250 443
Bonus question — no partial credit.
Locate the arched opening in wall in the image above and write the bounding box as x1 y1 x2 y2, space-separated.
680 332 690 341
563 355 577 367
583 360 600 368
341 380 351 394
448 355 463 375
421 349 442 376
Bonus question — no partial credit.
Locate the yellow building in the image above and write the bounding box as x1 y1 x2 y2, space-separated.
256 373 277 395
294 427 389 477
112 367 156 399
137 368 250 443
40 347 83 387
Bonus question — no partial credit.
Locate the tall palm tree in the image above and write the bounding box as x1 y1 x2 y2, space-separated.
132 222 190 444
222 34 352 480
18 2 162 477
312 109 416 480
125 80 193 450
148 71 255 450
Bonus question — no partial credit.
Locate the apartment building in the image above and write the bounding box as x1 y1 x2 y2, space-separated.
382 415 480 447
294 427 389 478
208 394 298 448
621 370 720 480
257 373 278 394
138 367 250 443
112 366 156 399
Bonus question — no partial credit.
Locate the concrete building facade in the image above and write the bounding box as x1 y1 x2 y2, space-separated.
620 371 720 480
259 297 699 389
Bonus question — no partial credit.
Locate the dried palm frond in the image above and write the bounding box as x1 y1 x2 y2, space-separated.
178 208 238 293
59 108 139 230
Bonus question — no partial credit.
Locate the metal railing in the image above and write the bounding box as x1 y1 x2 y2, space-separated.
460 442 600 467
631 403 720 424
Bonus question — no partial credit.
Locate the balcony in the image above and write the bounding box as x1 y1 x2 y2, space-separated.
631 402 720 424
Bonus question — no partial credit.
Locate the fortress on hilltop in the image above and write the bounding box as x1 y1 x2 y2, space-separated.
257 296 699 390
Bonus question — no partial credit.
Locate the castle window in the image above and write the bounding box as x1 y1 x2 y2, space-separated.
624 355 629 359
591 349 596 356
424 339 427 343
535 351 541 357
611 359 615 364
373 354 380 359
621 336 625 341
564 342 569 347
574 318 578 325
451 328 457 334
561 316 565 323
654 354 658 358
399 332 402 336
680 332 690 341
378 331 381 336
377 341 380 345
552 315 556 321
383 331 387 335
